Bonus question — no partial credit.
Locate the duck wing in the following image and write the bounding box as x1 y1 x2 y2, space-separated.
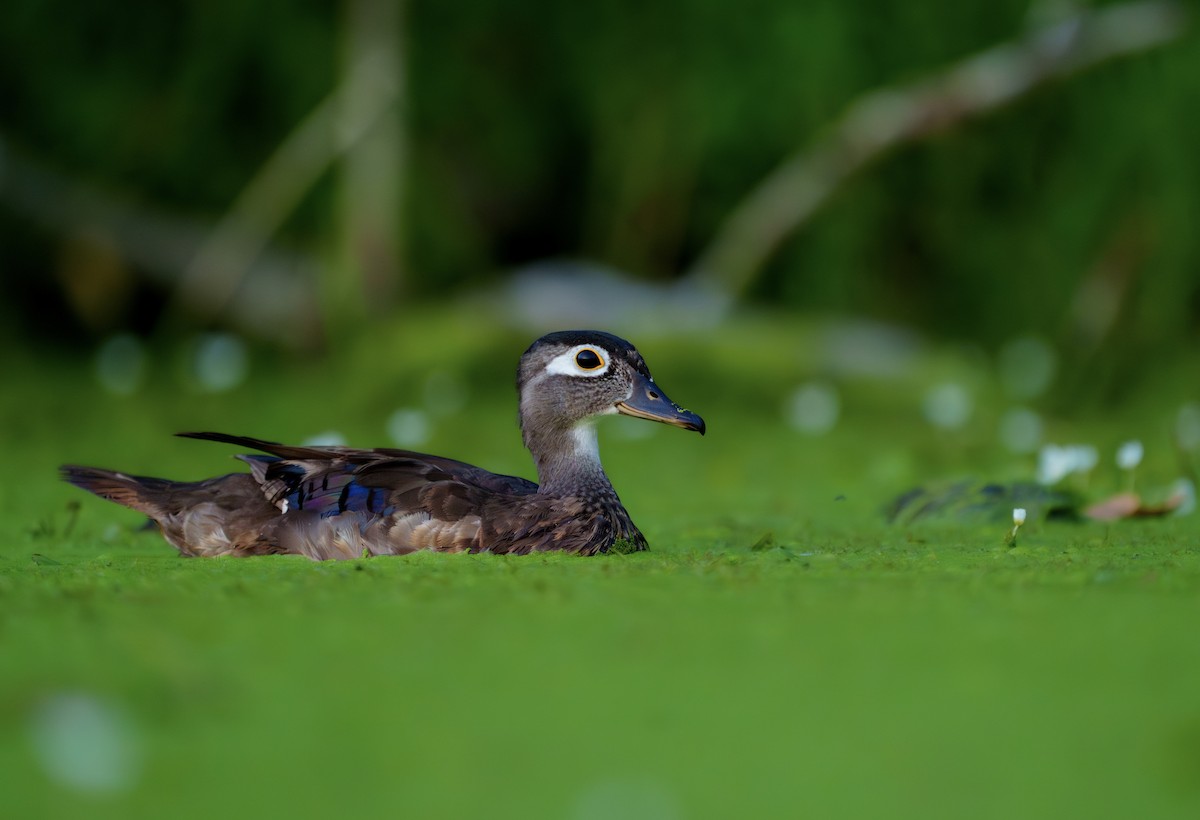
179 432 539 499
179 432 610 558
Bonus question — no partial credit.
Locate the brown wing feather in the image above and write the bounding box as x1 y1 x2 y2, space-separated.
179 432 538 495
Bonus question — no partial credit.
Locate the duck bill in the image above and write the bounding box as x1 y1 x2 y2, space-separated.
615 372 706 435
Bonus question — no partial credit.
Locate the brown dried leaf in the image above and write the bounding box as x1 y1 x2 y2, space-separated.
1083 493 1141 522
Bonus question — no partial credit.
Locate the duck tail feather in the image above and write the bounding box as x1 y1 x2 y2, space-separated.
59 465 173 518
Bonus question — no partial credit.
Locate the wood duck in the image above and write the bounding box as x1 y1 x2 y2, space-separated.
62 330 705 559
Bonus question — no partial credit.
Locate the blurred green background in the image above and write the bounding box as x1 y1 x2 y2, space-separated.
4 1 1200 817
3 0 1199 381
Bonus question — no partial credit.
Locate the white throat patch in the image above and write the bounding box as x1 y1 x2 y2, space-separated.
572 422 602 462
544 345 612 378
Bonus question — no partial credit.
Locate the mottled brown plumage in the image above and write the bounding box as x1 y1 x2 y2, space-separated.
62 331 704 559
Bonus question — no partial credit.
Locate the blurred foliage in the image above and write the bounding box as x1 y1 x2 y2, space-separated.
1 0 1198 360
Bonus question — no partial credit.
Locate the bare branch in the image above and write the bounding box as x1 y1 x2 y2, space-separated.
683 0 1188 298
166 46 402 328
332 0 407 327
0 141 322 346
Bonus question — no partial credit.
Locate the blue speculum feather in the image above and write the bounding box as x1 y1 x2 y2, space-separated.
332 482 392 517
268 465 395 519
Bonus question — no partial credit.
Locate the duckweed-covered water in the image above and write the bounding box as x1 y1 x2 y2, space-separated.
4 317 1199 819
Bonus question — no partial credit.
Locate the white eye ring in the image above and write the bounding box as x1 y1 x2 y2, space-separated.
545 345 611 377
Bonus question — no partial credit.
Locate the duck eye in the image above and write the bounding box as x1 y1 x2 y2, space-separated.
575 348 603 370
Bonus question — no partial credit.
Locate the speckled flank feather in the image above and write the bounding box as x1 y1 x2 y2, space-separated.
61 331 702 560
